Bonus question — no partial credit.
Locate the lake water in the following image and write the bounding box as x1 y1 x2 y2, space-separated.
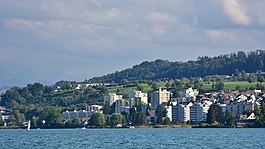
0 128 264 149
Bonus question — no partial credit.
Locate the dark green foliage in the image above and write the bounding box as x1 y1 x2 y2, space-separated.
110 113 123 127
224 110 236 127
163 117 171 125
207 104 224 125
0 112 4 126
155 105 166 124
38 106 63 128
88 50 265 83
134 112 147 125
90 113 105 127
254 104 265 127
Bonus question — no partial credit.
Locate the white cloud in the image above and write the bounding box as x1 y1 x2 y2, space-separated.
222 0 251 25
1 0 265 83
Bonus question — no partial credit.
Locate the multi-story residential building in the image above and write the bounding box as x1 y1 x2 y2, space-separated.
172 103 193 122
227 101 255 117
115 99 130 113
190 103 203 123
63 106 103 120
150 88 172 109
63 110 91 120
86 105 103 112
165 105 172 122
178 87 199 103
190 103 210 122
128 91 148 106
104 93 123 106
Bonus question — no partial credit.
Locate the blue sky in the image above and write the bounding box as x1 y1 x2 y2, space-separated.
0 0 265 85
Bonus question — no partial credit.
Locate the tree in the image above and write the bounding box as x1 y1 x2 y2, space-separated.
215 80 224 91
151 82 160 91
110 113 123 127
38 106 63 128
134 112 147 125
235 85 241 91
255 104 265 127
90 113 106 127
163 117 171 125
155 105 166 124
103 104 111 115
129 107 136 123
72 118 81 127
248 74 257 83
225 110 235 127
0 112 4 126
207 104 224 125
137 85 144 91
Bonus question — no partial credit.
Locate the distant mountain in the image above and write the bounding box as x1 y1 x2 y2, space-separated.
88 50 265 83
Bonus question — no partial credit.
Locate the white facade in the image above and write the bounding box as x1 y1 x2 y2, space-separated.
63 110 93 120
104 93 123 106
165 106 172 122
115 99 129 113
87 105 103 112
190 103 210 122
175 103 192 122
150 88 171 108
178 87 199 98
128 91 148 106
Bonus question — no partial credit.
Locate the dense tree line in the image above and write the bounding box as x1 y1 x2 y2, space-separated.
89 50 265 83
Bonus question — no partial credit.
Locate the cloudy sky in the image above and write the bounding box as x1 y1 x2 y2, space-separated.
0 0 265 85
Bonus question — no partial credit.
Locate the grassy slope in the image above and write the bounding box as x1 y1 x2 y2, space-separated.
203 81 265 91
108 81 265 94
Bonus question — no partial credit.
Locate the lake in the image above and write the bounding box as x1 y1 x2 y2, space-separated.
0 128 264 149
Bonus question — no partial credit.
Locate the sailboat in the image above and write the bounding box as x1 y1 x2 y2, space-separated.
27 120 31 131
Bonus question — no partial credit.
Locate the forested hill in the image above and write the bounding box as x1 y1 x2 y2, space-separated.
89 50 265 83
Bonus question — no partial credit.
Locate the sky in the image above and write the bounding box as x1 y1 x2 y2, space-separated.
0 0 265 86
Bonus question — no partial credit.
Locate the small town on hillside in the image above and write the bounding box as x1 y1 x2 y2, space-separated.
61 86 259 128
0 79 264 128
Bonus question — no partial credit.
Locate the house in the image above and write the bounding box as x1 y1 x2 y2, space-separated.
237 112 256 127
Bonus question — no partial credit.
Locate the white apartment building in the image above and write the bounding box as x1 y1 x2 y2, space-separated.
115 99 130 113
165 106 172 122
190 103 210 122
178 87 199 103
150 88 172 109
104 93 123 106
172 103 193 122
128 91 148 106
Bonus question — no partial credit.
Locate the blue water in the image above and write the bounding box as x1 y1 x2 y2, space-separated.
0 128 264 149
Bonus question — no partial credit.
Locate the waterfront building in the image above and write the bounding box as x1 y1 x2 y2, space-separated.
104 93 123 106
190 103 210 122
165 105 172 122
172 103 193 122
128 91 148 106
86 105 103 112
115 99 130 113
150 87 172 109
